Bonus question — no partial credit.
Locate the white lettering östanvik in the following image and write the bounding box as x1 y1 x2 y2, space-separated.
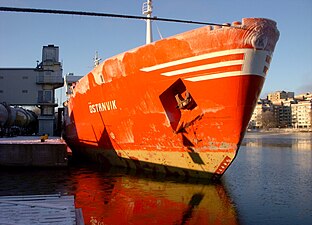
89 100 117 113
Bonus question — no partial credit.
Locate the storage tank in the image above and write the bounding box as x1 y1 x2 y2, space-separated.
0 103 8 126
0 103 38 136
14 108 32 127
5 106 17 127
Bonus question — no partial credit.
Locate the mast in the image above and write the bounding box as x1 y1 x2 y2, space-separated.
94 51 101 67
142 0 153 44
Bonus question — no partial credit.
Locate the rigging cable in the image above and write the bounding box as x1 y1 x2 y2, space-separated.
0 6 243 29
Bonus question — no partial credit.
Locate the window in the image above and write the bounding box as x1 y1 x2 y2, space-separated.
42 107 54 115
22 90 28 93
22 76 28 79
38 90 53 103
44 90 52 102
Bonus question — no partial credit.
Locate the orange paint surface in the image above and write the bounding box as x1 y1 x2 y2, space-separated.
64 18 279 178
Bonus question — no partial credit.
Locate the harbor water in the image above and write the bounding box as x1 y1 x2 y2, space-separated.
0 132 311 225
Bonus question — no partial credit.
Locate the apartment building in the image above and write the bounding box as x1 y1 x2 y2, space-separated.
249 100 272 128
268 91 294 103
291 100 312 128
272 104 292 128
250 91 311 129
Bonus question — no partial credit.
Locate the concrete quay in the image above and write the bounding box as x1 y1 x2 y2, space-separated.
0 136 68 167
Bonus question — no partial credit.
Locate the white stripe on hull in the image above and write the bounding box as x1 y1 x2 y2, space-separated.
161 60 244 76
140 49 249 72
185 71 256 82
140 48 272 82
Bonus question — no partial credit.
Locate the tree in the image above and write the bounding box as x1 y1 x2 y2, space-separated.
261 111 278 129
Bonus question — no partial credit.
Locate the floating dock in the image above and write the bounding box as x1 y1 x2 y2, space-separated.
0 136 68 167
0 194 84 225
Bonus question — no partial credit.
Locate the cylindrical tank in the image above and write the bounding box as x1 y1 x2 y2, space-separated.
5 106 17 127
14 108 31 127
0 103 8 126
0 103 38 136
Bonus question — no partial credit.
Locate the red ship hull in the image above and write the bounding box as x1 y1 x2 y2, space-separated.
64 18 279 179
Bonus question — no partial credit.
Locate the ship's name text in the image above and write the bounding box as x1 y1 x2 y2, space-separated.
89 100 117 113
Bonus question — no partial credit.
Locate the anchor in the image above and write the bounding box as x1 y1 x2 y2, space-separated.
175 90 193 110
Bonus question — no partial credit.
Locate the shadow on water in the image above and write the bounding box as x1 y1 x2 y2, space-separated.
0 163 239 225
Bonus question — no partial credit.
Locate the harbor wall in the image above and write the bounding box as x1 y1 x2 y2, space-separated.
0 137 68 167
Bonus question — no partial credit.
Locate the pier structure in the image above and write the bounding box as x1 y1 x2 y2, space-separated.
0 136 68 167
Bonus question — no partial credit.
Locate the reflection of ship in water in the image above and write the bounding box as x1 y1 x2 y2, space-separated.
72 168 239 225
242 133 312 150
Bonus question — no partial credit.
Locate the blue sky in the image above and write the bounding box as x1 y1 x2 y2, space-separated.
0 0 311 99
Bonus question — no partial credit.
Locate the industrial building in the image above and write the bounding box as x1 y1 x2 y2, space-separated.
0 45 63 135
